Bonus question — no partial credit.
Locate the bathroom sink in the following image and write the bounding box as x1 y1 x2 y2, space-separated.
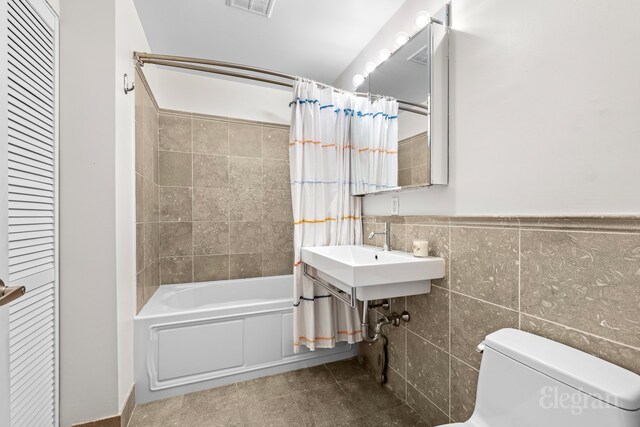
300 245 445 302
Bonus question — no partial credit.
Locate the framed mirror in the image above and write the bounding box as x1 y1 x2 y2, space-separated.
358 21 449 194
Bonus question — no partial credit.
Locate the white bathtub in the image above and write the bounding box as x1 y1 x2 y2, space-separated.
134 275 356 403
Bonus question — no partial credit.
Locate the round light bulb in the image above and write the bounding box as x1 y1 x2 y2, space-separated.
394 31 410 48
378 48 391 63
364 61 377 75
415 11 431 30
352 74 365 87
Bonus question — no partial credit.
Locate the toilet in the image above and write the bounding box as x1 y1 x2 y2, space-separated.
440 328 640 427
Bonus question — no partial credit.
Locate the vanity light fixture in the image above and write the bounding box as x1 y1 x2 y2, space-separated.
378 48 391 63
394 31 410 48
352 74 365 87
415 10 431 30
364 61 377 76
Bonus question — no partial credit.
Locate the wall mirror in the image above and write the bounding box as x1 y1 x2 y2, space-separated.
355 20 449 195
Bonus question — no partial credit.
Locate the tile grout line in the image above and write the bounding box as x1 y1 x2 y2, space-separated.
522 313 640 351
447 223 452 419
190 116 195 283
450 353 480 373
518 227 522 329
408 382 451 422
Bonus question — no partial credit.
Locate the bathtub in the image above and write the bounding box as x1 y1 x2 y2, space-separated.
134 275 357 403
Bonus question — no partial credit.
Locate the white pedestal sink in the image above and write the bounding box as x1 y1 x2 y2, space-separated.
300 245 445 303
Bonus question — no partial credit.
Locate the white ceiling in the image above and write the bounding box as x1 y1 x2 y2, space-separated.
133 0 405 84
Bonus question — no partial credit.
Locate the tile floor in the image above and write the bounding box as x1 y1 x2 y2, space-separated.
129 358 428 427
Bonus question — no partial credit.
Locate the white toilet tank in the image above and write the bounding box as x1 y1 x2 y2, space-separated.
442 328 640 427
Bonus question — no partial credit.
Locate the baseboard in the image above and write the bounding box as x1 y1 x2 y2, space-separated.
72 385 135 427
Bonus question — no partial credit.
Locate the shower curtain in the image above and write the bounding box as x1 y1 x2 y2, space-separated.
350 96 399 195
289 78 398 352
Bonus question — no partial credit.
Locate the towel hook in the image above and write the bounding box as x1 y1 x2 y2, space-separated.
123 73 135 94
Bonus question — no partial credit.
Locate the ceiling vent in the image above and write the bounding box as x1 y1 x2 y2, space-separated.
226 0 276 18
407 45 430 66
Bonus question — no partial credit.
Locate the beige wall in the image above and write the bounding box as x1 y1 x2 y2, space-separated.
134 70 160 312
135 107 293 292
361 215 640 425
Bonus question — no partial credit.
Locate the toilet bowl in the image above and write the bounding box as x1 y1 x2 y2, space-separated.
439 328 640 427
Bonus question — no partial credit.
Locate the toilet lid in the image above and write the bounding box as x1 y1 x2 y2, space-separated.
484 329 640 411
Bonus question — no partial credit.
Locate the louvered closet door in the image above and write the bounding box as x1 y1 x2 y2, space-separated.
0 0 58 425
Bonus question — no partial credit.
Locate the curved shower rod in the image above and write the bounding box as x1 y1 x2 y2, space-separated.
133 52 429 116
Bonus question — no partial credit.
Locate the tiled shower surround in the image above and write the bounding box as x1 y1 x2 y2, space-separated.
361 215 640 426
155 109 293 285
135 70 160 313
398 131 429 186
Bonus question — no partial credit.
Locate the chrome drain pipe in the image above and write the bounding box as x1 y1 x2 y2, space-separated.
361 300 411 343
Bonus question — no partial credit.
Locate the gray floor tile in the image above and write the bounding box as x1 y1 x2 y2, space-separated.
324 358 369 382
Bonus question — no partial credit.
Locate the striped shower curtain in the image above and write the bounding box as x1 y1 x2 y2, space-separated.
289 79 363 352
350 96 399 195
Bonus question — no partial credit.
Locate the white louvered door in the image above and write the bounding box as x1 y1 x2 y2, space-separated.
0 0 58 425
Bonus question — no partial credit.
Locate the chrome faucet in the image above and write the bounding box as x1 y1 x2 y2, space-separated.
368 222 391 251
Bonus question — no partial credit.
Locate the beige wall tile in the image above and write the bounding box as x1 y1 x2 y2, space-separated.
406 225 449 288
142 178 156 223
193 154 229 188
193 118 228 155
142 132 155 180
136 223 144 273
451 227 519 309
521 230 640 348
229 123 262 157
263 159 290 190
230 221 262 254
142 88 157 141
193 222 229 255
159 151 192 186
262 221 293 252
135 72 144 126
262 251 293 276
159 222 192 257
390 223 407 252
159 114 192 152
149 260 160 300
143 264 154 304
450 357 479 423
450 293 519 369
230 253 262 279
160 256 193 285
143 222 158 268
160 187 192 222
136 271 144 314
230 157 263 189
135 173 143 222
194 255 230 282
135 123 143 174
192 188 229 221
398 168 411 187
411 164 428 186
521 314 640 375
406 286 449 350
262 127 289 160
406 384 450 427
406 332 449 411
410 135 428 167
263 190 292 221
142 114 293 294
398 141 411 170
385 323 406 376
229 189 263 221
